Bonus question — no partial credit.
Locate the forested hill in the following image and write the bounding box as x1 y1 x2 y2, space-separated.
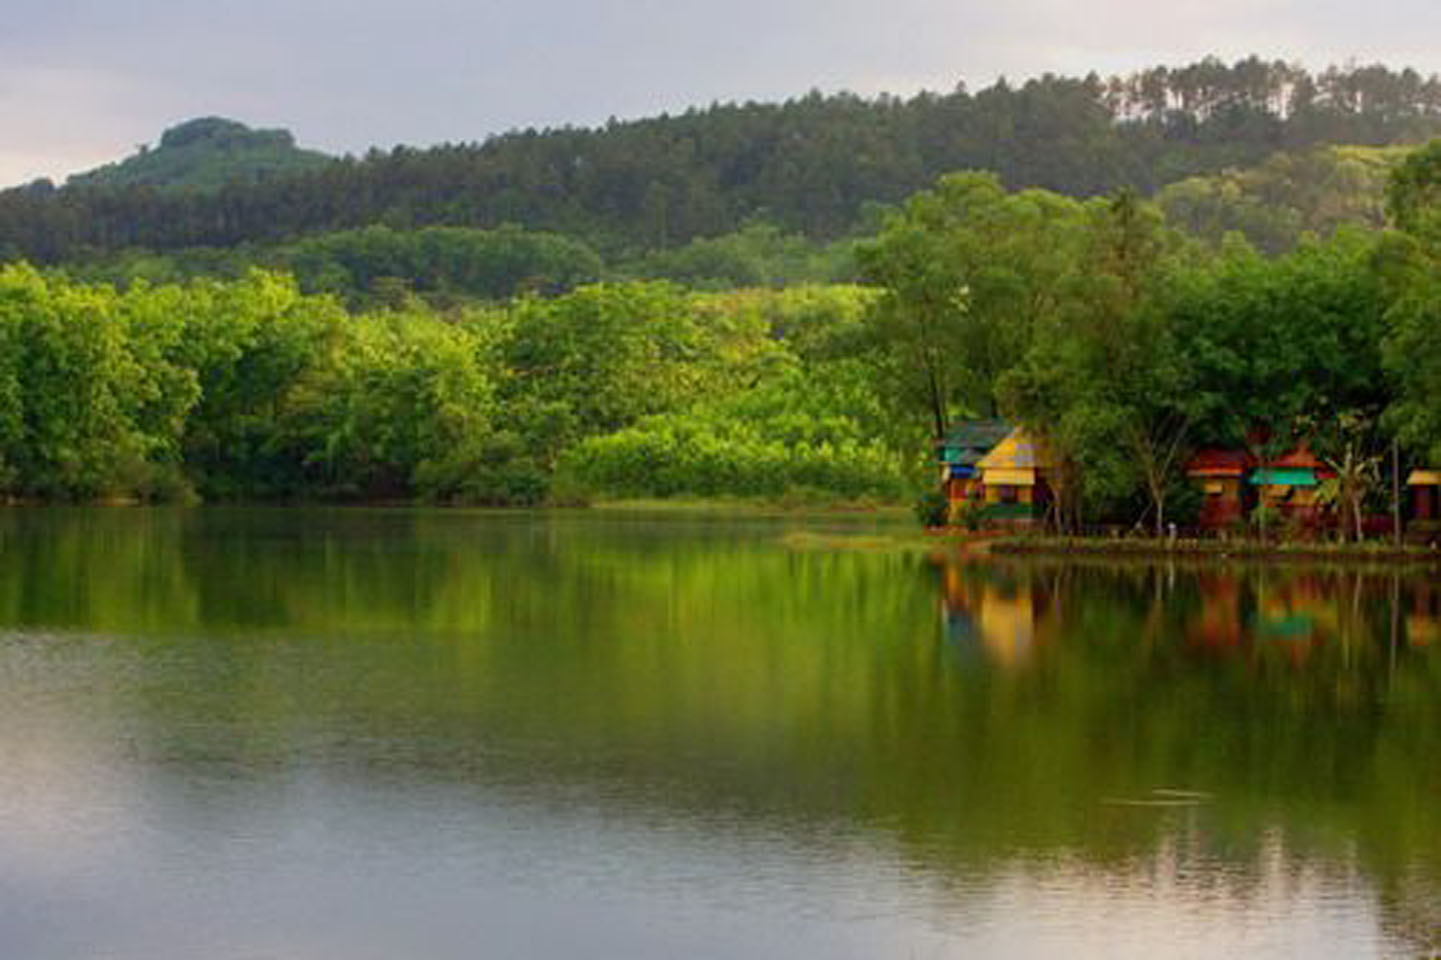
2 57 1438 263
65 117 334 193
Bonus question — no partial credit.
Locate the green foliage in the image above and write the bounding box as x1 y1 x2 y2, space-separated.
1385 138 1441 240
51 225 605 309
913 490 949 528
0 127 1435 519
620 222 855 288
502 282 706 447
1167 229 1389 446
1380 141 1441 464
273 224 603 307
275 312 498 501
0 265 201 499
858 172 1088 434
555 352 905 502
66 117 333 193
3 59 1436 263
1156 145 1406 254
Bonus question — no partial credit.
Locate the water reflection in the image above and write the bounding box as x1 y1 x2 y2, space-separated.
0 508 1436 958
930 555 1440 954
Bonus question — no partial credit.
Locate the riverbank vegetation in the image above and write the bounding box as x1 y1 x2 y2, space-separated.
0 270 907 504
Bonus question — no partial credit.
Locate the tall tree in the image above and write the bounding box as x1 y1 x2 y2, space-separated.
857 172 1086 437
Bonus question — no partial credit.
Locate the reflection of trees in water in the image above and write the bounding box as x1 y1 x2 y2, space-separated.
928 556 1439 928
0 509 1436 953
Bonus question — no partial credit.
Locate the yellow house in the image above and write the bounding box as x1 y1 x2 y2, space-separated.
975 428 1057 523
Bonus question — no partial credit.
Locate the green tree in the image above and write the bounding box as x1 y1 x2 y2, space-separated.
857 172 1087 437
1380 140 1441 464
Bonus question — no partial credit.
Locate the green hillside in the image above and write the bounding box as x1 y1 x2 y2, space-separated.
3 57 1436 264
66 117 334 193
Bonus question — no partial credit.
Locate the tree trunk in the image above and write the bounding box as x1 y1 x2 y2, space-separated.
1392 439 1402 548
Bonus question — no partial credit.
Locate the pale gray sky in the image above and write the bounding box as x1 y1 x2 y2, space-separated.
2 0 1437 187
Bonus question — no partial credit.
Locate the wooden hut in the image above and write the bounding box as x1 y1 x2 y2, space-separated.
1250 446 1334 526
1408 470 1440 521
1185 449 1254 530
975 427 1056 524
1407 470 1441 544
936 419 1012 509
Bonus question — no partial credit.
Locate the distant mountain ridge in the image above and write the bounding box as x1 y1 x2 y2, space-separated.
65 117 334 192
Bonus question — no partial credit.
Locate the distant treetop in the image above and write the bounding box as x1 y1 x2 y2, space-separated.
157 117 297 152
65 116 332 194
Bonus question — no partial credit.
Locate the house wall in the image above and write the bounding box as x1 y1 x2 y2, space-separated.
1194 476 1246 530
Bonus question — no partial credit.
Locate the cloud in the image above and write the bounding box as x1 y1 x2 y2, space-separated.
0 65 161 186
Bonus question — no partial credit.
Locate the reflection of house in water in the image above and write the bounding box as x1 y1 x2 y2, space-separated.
937 563 1051 666
1408 579 1439 647
1251 576 1344 665
1186 572 1355 664
1188 573 1245 650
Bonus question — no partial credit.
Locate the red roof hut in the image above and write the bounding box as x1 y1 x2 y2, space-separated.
1186 449 1254 530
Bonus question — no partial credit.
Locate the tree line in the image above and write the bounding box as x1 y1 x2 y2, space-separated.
0 141 1435 528
29 144 1415 307
47 221 855 310
0 268 900 504
2 58 1437 264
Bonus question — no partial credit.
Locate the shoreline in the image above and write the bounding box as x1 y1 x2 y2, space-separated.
980 534 1441 566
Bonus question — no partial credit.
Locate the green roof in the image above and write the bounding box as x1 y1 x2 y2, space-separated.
939 419 1012 463
1250 467 1319 487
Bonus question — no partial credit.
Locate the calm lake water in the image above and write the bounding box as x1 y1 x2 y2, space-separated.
0 507 1436 959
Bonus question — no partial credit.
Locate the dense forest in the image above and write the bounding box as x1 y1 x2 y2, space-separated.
2 57 1438 263
37 143 1408 308
0 139 1436 534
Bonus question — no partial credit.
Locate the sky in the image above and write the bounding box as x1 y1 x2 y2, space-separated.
2 0 1437 188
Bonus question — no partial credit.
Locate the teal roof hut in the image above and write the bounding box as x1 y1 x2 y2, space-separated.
937 419 1013 481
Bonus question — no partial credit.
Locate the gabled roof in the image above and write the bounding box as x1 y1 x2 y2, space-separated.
1269 445 1324 470
1409 470 1441 486
1186 449 1254 477
938 419 1012 463
977 428 1056 473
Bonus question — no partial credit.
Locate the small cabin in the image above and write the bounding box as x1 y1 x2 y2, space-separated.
975 427 1056 524
1408 470 1440 543
936 419 1012 508
1250 446 1334 525
1186 449 1254 530
1408 470 1440 521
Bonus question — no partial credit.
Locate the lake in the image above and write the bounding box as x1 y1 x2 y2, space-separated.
0 507 1436 958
